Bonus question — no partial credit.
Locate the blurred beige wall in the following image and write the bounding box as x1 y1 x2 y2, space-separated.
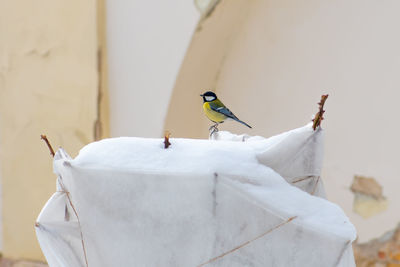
106 0 199 138
165 0 252 138
165 0 400 242
0 0 107 261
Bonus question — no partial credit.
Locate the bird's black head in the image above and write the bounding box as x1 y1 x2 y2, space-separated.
200 91 217 102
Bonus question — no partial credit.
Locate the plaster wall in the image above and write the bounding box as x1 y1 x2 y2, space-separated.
0 0 99 260
106 0 199 138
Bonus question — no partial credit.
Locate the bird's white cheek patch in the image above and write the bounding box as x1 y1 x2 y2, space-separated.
205 96 215 101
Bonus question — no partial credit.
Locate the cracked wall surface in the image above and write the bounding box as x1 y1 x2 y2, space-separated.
0 0 102 261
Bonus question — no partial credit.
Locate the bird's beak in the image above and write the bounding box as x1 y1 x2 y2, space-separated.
200 94 204 97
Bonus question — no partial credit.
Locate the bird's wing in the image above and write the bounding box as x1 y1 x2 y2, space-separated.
209 101 239 120
209 100 252 128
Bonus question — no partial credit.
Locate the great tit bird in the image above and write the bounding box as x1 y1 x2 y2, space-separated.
200 91 252 130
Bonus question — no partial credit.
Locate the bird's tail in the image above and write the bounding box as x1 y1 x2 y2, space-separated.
235 118 252 128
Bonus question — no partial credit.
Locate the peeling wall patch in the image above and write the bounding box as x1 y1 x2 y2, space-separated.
350 175 388 219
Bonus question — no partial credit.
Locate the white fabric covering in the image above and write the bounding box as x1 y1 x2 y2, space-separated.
211 123 326 197
36 124 356 266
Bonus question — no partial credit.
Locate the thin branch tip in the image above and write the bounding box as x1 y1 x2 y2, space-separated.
164 131 171 149
40 134 55 157
312 94 329 131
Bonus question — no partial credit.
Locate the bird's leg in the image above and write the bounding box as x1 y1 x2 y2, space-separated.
209 122 219 137
209 122 219 131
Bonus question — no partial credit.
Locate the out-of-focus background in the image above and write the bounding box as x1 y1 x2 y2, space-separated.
1 0 400 265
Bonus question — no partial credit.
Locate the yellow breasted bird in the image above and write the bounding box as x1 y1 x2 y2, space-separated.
200 91 252 129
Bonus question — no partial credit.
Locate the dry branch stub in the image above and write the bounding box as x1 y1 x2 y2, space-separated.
312 94 329 131
40 134 55 157
39 136 89 267
164 131 171 149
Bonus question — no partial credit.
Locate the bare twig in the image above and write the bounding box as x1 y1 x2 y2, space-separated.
40 135 55 157
39 136 89 266
312 94 329 131
164 131 171 149
197 216 297 267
